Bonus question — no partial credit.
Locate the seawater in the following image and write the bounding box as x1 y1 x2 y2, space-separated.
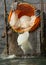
0 0 46 65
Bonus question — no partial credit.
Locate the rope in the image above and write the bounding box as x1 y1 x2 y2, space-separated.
4 0 9 55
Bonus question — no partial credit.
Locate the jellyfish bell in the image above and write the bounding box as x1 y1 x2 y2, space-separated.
8 2 40 33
